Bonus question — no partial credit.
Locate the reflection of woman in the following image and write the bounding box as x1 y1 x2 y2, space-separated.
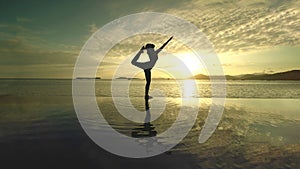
131 37 173 99
131 98 157 138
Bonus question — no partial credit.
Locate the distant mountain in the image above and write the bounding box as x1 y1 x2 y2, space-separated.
193 74 209 80
193 70 300 80
76 77 101 79
192 74 237 80
242 70 300 80
115 77 141 80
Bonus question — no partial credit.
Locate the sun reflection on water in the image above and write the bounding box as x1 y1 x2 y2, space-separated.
182 80 198 98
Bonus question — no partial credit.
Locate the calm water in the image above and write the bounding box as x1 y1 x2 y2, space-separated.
2 79 300 98
0 79 299 168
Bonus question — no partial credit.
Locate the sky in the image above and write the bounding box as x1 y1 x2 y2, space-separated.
0 0 299 78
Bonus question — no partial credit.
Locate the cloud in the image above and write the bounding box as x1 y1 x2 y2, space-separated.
0 41 78 78
88 0 300 59
87 23 98 34
166 0 300 53
16 17 33 23
218 63 232 67
0 23 48 45
0 37 77 66
0 64 75 78
82 2 300 78
1 0 299 78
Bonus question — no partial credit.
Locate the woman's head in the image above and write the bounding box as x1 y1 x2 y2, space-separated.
145 43 155 49
145 43 155 54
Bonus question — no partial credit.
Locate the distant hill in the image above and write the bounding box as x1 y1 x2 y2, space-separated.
193 74 209 80
76 77 101 79
193 70 300 80
242 70 300 80
115 77 141 80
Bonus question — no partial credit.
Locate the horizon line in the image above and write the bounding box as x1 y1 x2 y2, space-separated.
0 69 299 80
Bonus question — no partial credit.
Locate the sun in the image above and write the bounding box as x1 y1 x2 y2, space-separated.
178 52 203 76
155 52 204 78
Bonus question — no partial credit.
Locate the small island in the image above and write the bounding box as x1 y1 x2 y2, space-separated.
76 77 101 80
115 77 141 80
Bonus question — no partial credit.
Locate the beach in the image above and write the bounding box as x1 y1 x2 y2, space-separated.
0 79 299 168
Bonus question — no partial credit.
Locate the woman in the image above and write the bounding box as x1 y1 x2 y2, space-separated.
131 36 173 99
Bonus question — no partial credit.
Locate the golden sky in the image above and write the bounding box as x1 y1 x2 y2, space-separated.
0 0 299 78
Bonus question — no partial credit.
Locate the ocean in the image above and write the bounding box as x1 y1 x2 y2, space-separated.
0 79 299 168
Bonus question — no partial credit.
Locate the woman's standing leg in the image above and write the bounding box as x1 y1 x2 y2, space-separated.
144 69 151 98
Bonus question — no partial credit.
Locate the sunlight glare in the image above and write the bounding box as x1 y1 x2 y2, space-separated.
182 80 197 98
178 52 203 76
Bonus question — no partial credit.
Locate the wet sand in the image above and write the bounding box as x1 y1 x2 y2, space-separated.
0 80 299 168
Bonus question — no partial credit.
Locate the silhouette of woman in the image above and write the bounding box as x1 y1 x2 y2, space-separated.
131 37 173 99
